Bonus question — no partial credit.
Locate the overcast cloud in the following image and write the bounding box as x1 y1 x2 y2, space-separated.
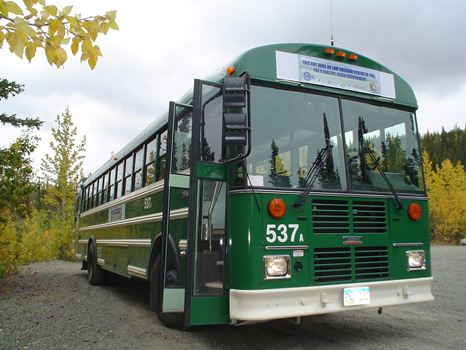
1 0 465 175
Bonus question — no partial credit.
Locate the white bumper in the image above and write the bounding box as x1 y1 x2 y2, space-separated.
230 277 434 322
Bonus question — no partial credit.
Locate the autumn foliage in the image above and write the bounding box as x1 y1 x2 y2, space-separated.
0 0 118 69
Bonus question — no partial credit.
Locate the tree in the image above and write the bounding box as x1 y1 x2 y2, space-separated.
0 0 118 69
0 78 40 231
1 78 42 128
40 107 85 259
423 151 466 244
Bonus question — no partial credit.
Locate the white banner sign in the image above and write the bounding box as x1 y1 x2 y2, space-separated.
276 51 396 99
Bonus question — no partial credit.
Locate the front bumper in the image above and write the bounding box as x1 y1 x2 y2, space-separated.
230 277 434 322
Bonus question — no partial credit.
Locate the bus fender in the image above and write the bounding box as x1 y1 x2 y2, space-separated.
148 233 182 283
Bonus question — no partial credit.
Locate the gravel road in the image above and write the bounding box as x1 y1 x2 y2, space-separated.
1 246 465 350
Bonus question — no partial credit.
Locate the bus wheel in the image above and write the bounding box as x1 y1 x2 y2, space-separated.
87 240 107 285
150 255 185 329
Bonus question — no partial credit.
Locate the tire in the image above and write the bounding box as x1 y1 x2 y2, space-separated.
150 255 185 329
87 240 107 286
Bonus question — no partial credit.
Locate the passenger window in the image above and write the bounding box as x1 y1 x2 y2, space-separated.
145 137 157 186
158 130 168 180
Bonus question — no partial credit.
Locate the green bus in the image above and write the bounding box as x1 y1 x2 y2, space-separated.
74 43 433 328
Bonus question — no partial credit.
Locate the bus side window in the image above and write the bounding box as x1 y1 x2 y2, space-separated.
145 137 157 186
96 177 103 206
158 130 168 180
133 148 143 191
124 156 133 195
102 172 108 204
108 167 115 201
116 162 123 198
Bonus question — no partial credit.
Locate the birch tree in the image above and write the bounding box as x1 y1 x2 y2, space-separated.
40 107 85 259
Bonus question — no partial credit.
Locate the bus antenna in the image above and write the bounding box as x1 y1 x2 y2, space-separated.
330 0 334 46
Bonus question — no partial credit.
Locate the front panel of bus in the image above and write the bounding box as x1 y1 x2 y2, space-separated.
220 81 433 323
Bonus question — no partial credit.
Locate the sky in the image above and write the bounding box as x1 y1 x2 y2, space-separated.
1 0 465 176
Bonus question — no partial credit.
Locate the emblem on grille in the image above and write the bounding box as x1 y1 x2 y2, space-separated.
343 236 362 245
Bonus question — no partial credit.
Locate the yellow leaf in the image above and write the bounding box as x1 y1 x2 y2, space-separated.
70 37 80 55
0 31 5 49
54 47 67 67
94 45 102 57
99 22 109 35
59 5 73 17
0 2 8 17
6 32 17 53
48 18 60 35
57 20 65 38
108 21 119 31
82 38 92 53
14 28 28 43
14 37 25 58
25 42 36 62
88 54 97 70
45 43 55 65
40 9 50 21
5 1 24 15
105 11 117 21
66 15 78 28
61 37 70 45
44 5 57 17
20 23 37 37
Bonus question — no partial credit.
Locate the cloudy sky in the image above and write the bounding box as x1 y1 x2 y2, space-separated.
1 0 465 176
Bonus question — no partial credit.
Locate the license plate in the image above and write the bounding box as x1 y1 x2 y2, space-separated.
343 286 370 306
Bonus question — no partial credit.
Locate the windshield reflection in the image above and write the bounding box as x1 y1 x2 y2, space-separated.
242 86 346 190
234 86 424 195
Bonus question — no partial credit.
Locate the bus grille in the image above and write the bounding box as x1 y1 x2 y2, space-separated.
313 246 389 283
311 199 387 234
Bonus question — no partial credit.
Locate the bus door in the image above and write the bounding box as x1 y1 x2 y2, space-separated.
162 81 228 328
159 101 193 328
187 80 228 326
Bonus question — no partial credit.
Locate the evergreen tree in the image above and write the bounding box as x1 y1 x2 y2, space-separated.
269 139 291 188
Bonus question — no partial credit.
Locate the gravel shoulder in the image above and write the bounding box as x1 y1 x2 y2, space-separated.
1 246 465 350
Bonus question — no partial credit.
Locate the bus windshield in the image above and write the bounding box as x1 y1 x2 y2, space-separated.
240 85 424 195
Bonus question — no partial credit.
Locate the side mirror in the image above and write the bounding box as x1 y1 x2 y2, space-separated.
222 73 251 158
223 113 247 146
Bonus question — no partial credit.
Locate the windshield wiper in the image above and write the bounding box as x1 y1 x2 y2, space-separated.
358 117 404 210
292 113 333 207
292 143 333 207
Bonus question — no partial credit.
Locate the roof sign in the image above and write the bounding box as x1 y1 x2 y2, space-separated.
276 51 396 99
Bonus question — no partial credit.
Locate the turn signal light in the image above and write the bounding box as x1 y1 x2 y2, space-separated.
408 203 422 220
226 66 235 74
267 198 286 219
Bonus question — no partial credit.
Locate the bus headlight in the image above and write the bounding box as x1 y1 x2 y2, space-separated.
406 250 426 271
264 255 291 279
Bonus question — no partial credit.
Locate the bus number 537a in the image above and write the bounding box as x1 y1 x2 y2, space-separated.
266 224 302 243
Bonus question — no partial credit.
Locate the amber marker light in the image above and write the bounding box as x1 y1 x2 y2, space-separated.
324 48 335 55
336 51 346 58
408 203 422 220
226 66 235 74
348 54 358 60
268 198 286 219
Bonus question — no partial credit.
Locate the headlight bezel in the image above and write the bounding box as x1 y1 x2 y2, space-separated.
406 250 426 271
263 255 291 280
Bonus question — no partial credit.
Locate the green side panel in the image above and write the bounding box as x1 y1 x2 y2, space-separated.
196 163 227 180
190 296 229 325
